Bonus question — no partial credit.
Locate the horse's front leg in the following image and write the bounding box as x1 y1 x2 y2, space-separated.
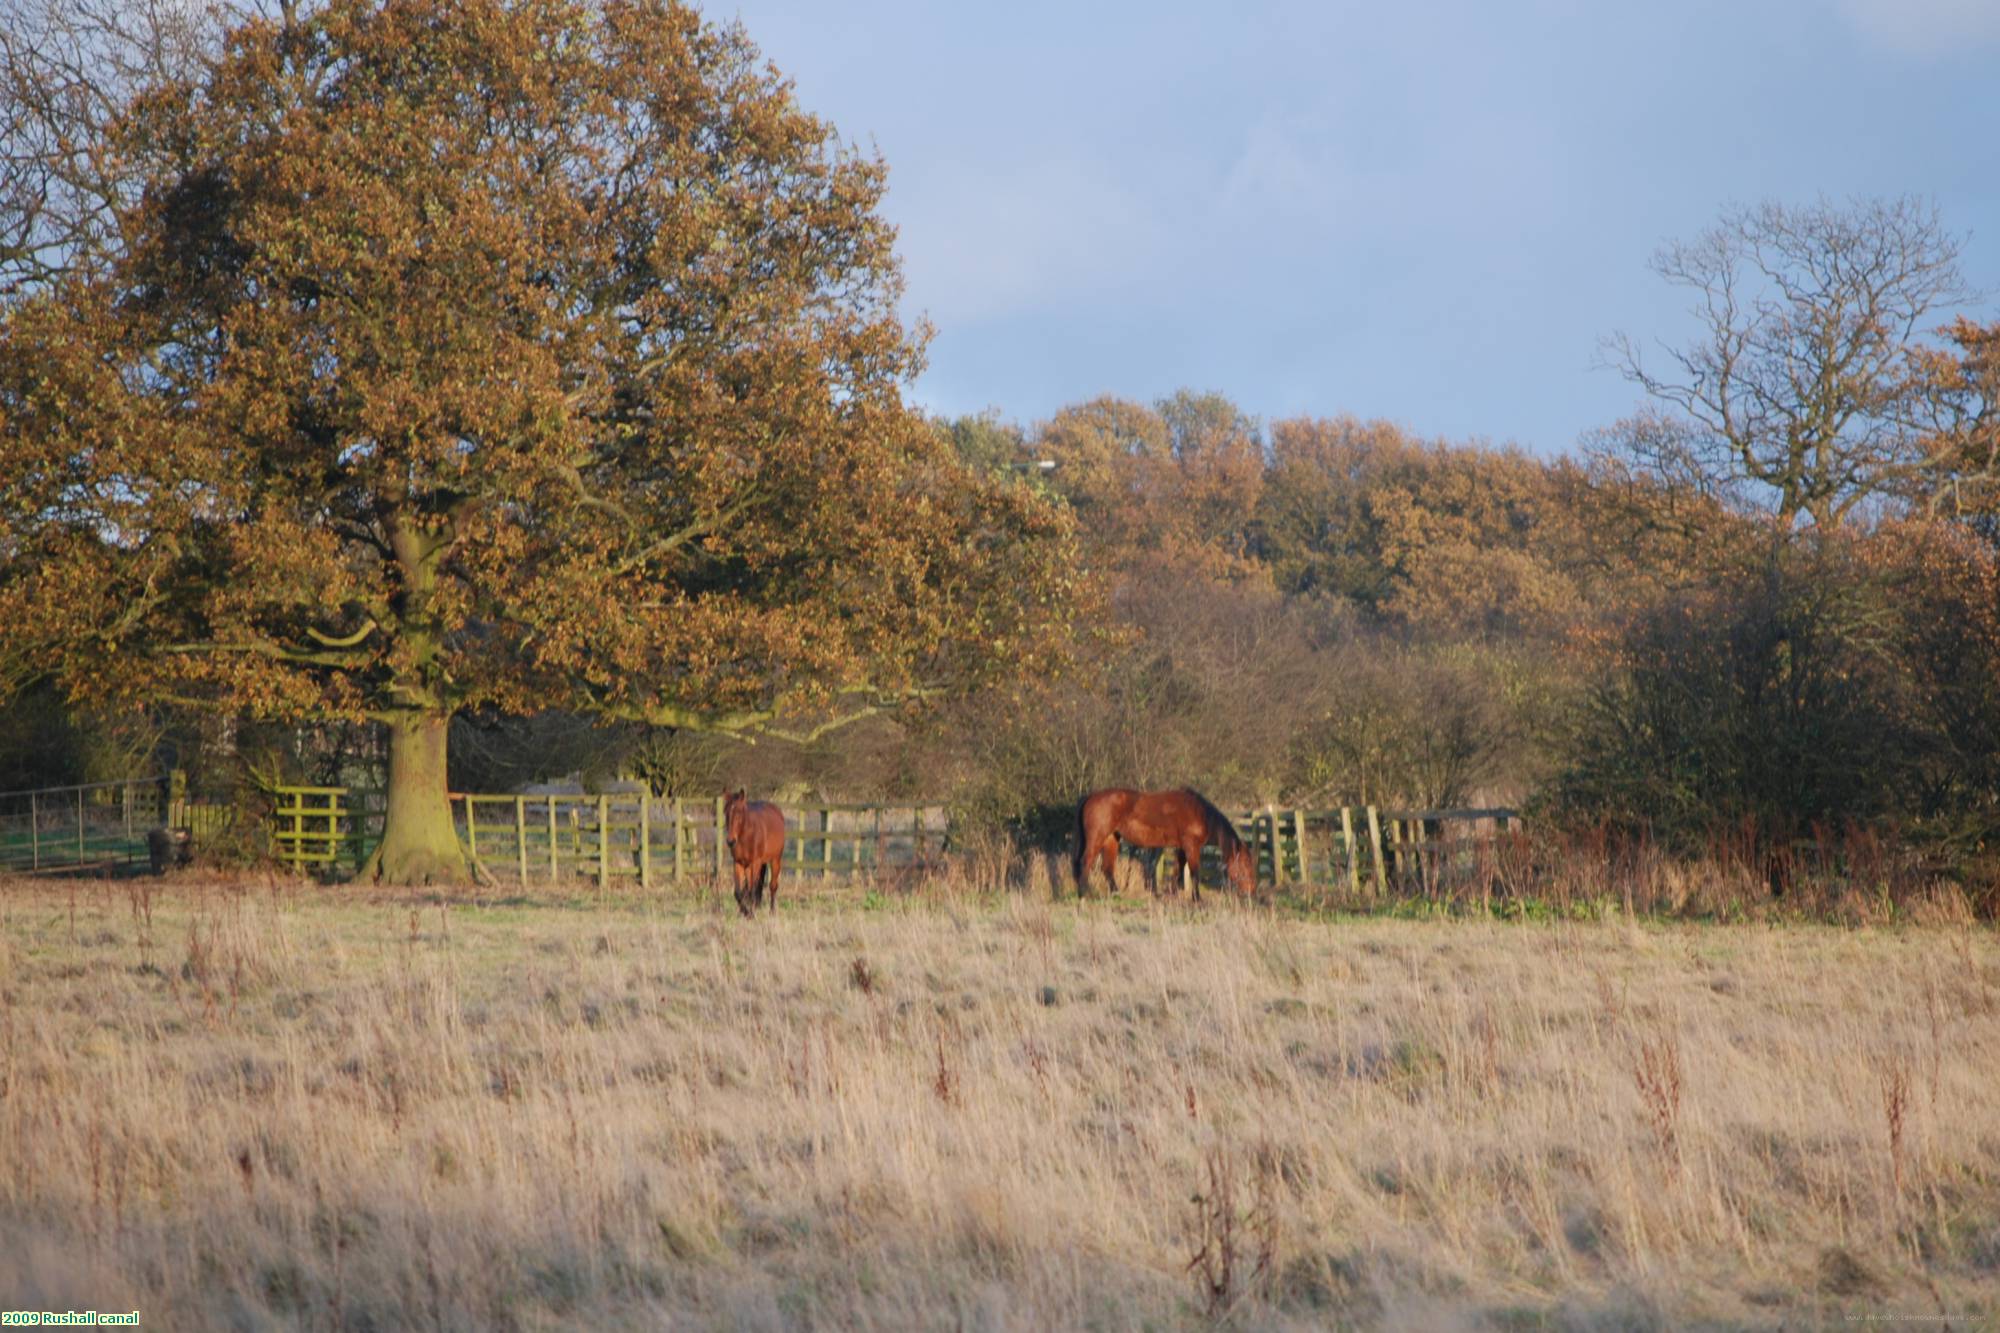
767 855 781 913
1175 848 1192 898
733 861 753 918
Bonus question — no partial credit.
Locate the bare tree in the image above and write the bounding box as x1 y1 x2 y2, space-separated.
0 0 273 296
1604 197 1972 531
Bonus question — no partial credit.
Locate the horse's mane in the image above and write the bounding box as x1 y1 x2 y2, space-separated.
1181 789 1243 851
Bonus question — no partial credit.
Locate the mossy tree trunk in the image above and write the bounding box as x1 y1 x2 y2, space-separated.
363 514 472 885
366 710 467 884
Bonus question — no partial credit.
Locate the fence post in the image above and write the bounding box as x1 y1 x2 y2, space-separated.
714 795 727 880
124 782 134 846
29 791 39 870
330 791 346 874
1340 807 1359 900
515 797 528 884
1292 807 1310 892
873 807 884 877
547 799 558 884
1481 820 1493 918
1366 805 1385 898
596 794 609 890
640 792 652 892
673 798 684 882
76 787 85 863
1409 816 1426 897
464 796 479 878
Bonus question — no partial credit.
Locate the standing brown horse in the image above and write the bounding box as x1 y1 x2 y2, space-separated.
723 789 786 917
1073 788 1255 900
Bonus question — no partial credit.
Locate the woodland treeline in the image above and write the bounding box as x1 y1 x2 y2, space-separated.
496 190 2000 875
18 352 2000 868
0 0 1995 885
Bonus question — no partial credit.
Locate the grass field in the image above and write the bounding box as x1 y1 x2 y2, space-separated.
2 870 1998 1330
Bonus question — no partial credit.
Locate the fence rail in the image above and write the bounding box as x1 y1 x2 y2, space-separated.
265 786 951 883
1213 804 1521 903
1 774 1521 894
272 787 351 868
258 784 1516 893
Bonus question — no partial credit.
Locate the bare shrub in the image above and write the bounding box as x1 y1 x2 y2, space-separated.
1185 1144 1279 1320
1633 1031 1685 1169
1881 1058 1910 1203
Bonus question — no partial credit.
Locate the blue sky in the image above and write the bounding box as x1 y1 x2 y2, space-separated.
726 0 2000 455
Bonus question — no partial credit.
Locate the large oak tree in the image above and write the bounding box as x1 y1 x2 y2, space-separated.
0 0 1081 882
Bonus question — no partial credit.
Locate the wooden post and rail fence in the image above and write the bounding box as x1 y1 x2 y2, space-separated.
258 785 1522 896
0 773 1521 898
1215 804 1523 908
449 792 951 889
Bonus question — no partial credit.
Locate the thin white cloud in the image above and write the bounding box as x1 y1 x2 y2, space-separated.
1838 0 2000 57
889 155 1170 326
1216 118 1348 222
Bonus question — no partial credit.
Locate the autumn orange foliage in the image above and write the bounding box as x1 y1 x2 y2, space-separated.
0 0 1082 881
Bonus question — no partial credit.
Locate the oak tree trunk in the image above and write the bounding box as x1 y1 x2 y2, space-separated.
366 710 468 885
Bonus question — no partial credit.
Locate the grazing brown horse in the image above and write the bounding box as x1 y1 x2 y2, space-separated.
1073 788 1255 900
723 789 785 917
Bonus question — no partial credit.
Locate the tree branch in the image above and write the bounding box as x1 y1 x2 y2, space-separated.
593 683 940 744
159 637 374 668
610 488 761 576
305 616 378 648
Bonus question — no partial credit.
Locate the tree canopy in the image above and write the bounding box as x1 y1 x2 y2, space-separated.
0 0 1081 880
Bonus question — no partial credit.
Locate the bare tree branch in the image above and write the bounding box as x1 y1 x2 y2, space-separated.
1601 197 1973 531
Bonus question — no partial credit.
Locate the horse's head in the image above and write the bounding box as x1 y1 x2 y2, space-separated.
723 789 746 844
1224 837 1256 897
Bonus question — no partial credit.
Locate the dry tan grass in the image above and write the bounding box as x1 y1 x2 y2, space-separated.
2 871 1998 1330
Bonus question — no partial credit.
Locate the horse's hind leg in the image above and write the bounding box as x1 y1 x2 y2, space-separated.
767 856 781 913
1075 839 1100 897
1097 840 1117 896
1075 821 1106 898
